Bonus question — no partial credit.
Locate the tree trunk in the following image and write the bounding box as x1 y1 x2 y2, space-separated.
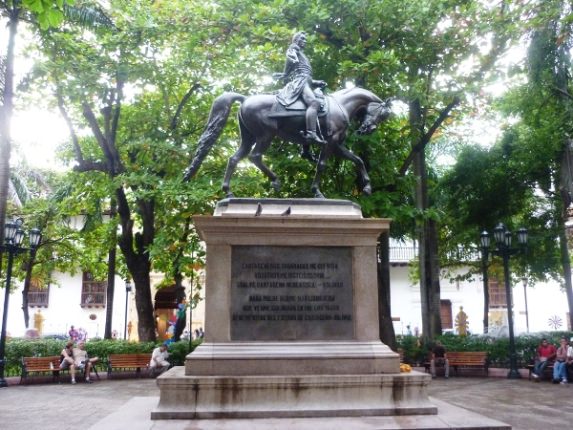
131 263 156 341
411 98 442 340
104 201 117 339
427 218 442 337
410 99 431 339
377 232 396 350
116 188 156 341
558 181 573 331
21 249 37 328
0 8 19 245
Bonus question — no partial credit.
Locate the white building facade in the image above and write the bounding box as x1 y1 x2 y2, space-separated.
389 244 571 336
1 244 569 340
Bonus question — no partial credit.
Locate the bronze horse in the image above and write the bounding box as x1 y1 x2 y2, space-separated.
184 87 391 198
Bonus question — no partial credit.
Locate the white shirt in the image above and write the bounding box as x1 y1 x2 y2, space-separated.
150 347 169 367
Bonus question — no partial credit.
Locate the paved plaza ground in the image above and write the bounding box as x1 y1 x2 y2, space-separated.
1 373 572 429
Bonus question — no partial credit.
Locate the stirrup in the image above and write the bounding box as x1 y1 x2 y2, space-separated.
301 130 325 145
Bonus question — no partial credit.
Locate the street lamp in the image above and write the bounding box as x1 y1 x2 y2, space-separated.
522 277 530 333
480 223 527 379
124 280 132 340
479 230 491 334
0 219 42 388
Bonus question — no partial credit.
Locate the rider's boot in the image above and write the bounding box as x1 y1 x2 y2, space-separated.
303 103 325 144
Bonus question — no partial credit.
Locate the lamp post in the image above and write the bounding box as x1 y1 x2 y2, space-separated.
0 219 42 387
124 280 132 340
522 277 530 333
479 231 490 334
480 223 527 379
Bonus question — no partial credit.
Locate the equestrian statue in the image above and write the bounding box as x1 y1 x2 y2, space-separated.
184 31 392 199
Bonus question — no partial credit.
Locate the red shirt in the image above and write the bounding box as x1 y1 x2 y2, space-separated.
537 344 556 359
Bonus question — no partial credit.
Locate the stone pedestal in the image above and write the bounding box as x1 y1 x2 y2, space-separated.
152 198 435 419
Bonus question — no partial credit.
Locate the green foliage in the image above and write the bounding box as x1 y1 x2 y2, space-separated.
19 0 75 30
397 332 573 367
4 338 202 377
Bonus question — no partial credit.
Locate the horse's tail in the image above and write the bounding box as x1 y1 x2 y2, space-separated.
184 92 246 181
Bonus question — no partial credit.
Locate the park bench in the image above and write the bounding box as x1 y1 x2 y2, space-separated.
448 351 489 376
424 351 489 376
20 356 61 384
107 353 151 379
21 355 101 384
527 362 555 381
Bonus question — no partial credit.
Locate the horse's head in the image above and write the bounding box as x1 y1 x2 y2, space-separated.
357 98 392 135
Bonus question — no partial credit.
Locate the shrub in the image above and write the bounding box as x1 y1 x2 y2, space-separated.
396 331 573 368
4 338 203 377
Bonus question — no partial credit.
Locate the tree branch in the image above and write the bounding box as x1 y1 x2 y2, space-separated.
170 83 201 133
553 85 573 100
55 89 84 164
398 96 460 176
73 161 108 172
82 101 124 174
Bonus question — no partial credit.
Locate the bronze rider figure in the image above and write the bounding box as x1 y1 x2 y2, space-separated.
276 31 327 145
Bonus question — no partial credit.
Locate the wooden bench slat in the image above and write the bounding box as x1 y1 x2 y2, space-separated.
424 351 488 376
21 356 63 384
107 353 152 379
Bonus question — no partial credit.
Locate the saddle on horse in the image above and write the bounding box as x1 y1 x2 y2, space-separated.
268 91 329 119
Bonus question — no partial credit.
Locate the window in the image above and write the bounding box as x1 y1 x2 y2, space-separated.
440 300 453 329
28 282 50 307
81 272 107 307
488 278 507 308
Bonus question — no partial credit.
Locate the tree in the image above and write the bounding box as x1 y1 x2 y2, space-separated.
273 0 523 341
1 0 73 249
30 0 278 340
498 2 573 330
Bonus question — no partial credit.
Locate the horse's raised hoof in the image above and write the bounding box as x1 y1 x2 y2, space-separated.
363 184 372 196
271 179 282 192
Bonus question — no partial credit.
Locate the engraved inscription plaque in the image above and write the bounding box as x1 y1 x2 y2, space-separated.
231 246 353 340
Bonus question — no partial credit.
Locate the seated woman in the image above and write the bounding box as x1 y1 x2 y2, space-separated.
73 341 99 384
60 341 77 384
553 337 569 384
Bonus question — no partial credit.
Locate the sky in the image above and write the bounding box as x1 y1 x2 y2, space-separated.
11 108 69 170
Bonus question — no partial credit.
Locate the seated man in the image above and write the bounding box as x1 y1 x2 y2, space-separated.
430 340 449 379
150 343 170 377
60 340 77 384
73 341 99 384
532 338 556 381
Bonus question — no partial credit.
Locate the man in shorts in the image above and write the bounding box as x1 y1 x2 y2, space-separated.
72 341 99 383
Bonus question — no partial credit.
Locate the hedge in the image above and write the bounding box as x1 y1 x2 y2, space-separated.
2 338 203 377
397 331 573 368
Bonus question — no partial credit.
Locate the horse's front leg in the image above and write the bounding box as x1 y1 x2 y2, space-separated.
333 144 371 195
249 138 281 192
310 146 333 199
223 144 252 197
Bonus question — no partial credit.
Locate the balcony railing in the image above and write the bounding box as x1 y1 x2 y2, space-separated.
387 246 480 264
28 290 49 307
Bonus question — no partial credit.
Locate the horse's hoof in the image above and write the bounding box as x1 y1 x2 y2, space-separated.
363 185 372 196
271 180 282 192
313 191 326 199
225 192 235 198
